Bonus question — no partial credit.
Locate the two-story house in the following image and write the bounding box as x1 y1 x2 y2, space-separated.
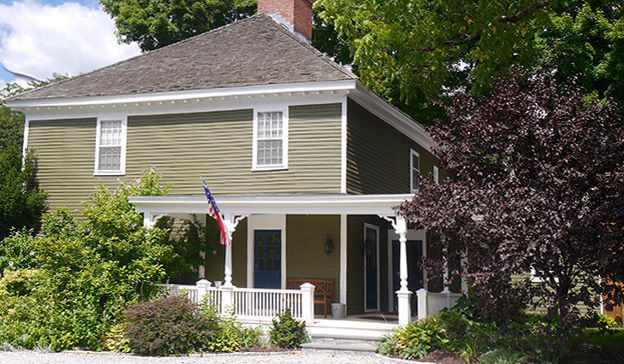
6 0 460 328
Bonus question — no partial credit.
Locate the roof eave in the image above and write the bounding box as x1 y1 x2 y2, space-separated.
6 80 358 112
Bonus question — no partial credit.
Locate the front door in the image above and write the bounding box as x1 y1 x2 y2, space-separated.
254 230 281 289
364 224 380 312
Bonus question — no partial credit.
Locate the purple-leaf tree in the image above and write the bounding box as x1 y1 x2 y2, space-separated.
399 69 624 326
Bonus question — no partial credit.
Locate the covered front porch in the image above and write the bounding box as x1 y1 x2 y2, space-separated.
130 194 462 327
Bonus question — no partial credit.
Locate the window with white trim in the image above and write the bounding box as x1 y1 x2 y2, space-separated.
253 110 288 170
410 149 420 192
95 118 126 175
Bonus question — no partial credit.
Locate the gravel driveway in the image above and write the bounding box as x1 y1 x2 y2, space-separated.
0 350 417 364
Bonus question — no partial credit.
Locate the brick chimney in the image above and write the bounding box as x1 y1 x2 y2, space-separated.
258 0 314 42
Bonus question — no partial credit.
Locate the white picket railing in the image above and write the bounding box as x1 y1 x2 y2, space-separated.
416 288 461 320
161 283 199 303
230 287 304 320
162 280 315 324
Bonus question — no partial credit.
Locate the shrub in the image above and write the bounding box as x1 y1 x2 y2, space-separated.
0 171 179 351
125 296 215 356
200 304 261 352
378 316 449 360
270 308 308 348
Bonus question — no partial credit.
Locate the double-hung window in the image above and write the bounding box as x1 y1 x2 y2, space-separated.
95 118 126 175
410 149 420 192
253 110 288 170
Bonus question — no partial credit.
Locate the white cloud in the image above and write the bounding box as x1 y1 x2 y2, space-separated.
0 0 140 84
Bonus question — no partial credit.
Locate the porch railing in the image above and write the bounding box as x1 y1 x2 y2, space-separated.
416 288 461 320
161 280 315 324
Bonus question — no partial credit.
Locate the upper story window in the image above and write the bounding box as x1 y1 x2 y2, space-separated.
95 118 127 175
253 109 288 170
410 149 420 192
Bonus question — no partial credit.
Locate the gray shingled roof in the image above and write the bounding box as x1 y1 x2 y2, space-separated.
9 14 357 102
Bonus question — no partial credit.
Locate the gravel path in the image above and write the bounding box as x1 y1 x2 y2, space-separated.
0 350 416 364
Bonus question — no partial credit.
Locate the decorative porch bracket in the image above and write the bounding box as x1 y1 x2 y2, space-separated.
143 213 167 229
221 214 247 288
379 214 412 326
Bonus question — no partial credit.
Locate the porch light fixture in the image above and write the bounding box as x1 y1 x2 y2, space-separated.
324 235 333 255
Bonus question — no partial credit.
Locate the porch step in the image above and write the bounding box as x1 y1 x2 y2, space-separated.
303 318 394 353
302 337 378 353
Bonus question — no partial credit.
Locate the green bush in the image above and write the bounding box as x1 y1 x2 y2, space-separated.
378 316 449 360
0 171 179 351
125 296 215 356
270 308 308 348
201 304 261 352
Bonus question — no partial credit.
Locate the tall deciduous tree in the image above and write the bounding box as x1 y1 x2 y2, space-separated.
100 0 257 52
316 0 624 111
399 69 624 327
0 145 47 240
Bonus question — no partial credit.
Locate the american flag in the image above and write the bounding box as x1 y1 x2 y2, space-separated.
202 179 229 245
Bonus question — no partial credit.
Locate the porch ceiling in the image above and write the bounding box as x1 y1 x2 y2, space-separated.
129 193 414 216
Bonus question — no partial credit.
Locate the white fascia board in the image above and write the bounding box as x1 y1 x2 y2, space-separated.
129 194 414 217
348 82 438 152
6 80 357 112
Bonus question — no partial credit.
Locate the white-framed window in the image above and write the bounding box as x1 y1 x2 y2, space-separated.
433 165 439 184
410 149 420 192
253 109 288 170
94 118 127 175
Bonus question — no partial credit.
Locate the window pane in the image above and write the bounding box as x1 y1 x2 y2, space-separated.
256 112 284 166
98 146 121 171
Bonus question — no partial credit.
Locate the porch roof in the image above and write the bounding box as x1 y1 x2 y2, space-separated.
129 193 414 216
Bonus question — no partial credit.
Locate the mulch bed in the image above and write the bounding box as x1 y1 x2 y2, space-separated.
413 351 468 364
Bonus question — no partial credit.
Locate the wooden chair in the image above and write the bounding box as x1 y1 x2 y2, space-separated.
287 279 334 318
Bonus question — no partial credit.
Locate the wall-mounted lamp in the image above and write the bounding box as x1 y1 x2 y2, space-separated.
324 235 334 255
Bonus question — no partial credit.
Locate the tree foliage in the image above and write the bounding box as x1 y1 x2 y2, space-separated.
316 0 624 111
399 69 624 328
0 171 178 350
0 145 47 241
0 75 68 151
101 0 257 52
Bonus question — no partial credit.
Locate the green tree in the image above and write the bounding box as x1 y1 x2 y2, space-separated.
0 145 47 241
0 75 68 151
0 171 178 350
101 0 257 52
316 0 624 111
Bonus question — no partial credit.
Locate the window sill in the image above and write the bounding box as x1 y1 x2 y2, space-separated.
94 171 126 177
251 166 289 172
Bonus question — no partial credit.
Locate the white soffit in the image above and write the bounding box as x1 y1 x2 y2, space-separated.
129 194 414 216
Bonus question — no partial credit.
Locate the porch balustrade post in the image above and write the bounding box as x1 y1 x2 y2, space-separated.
196 279 211 305
417 288 428 320
395 215 412 326
300 283 315 324
220 285 234 316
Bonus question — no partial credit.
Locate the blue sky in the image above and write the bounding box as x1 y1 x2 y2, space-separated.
0 0 140 88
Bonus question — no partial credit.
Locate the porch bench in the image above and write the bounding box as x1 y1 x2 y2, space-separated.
287 279 334 318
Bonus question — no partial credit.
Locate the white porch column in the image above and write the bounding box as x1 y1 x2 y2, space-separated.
395 215 412 326
340 214 347 306
221 214 247 288
417 288 428 320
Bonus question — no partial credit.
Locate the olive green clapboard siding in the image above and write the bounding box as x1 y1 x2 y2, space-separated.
27 118 115 212
346 215 391 314
346 98 438 194
126 104 342 196
286 215 340 313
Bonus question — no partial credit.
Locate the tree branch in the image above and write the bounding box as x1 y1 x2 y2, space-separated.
496 0 555 24
442 30 483 46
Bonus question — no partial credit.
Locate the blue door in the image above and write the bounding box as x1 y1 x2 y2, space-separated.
254 230 281 289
